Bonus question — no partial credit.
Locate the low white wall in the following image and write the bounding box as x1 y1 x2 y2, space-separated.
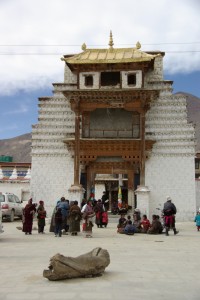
0 181 30 201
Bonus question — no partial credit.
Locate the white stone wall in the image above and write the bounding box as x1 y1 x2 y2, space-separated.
64 64 77 83
31 156 74 217
195 179 200 211
145 56 164 83
79 72 100 89
121 70 142 89
0 182 30 201
145 90 196 221
31 91 75 217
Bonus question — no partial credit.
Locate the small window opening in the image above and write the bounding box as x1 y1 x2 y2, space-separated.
101 72 120 86
85 75 93 86
128 74 136 85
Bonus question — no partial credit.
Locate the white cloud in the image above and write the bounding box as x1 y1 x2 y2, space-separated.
2 104 28 115
0 0 199 95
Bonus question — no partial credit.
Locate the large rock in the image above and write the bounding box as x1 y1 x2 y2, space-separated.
43 247 110 281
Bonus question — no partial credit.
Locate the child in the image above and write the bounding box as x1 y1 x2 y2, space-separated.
54 208 62 237
194 211 200 231
117 214 127 233
140 214 151 233
123 220 136 235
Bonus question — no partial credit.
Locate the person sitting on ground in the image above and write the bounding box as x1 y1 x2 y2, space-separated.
133 209 142 233
140 214 151 233
148 214 163 234
117 214 127 233
123 220 136 235
156 215 163 233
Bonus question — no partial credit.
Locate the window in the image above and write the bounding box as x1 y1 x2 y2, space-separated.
101 72 120 86
128 73 136 86
8 195 14 203
85 75 93 86
195 160 199 169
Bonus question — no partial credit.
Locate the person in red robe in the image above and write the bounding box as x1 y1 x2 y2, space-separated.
22 198 37 235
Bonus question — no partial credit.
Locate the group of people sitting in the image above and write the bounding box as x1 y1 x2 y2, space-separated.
117 211 163 235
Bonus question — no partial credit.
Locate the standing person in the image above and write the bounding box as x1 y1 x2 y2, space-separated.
94 199 104 228
37 200 46 234
81 200 95 238
22 198 37 235
54 208 62 237
101 191 109 211
194 211 200 231
102 210 108 228
69 200 82 236
49 200 60 233
57 197 69 234
163 196 179 236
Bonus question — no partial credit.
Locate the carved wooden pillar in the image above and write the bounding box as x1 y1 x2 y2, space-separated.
128 170 134 209
86 166 92 199
74 101 80 186
140 111 145 186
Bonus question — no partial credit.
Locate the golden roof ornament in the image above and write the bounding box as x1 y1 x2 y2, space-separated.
108 31 114 49
81 43 87 51
136 41 141 49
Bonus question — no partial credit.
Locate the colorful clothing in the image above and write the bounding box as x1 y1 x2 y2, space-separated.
194 214 200 230
141 219 151 233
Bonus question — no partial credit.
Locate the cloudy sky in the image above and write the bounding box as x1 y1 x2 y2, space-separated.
0 0 200 139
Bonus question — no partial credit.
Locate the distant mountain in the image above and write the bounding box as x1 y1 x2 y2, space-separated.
177 92 200 152
0 92 199 163
0 133 31 162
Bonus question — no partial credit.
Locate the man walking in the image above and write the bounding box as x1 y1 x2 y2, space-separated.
163 196 179 236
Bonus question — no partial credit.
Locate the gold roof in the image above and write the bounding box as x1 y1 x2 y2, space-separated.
63 46 159 65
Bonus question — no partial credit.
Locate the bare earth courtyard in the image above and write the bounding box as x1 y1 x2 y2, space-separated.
0 219 199 300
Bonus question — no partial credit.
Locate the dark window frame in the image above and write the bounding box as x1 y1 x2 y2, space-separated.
127 73 137 86
85 75 93 87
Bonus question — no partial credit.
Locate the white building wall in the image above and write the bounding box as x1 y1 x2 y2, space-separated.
79 72 100 89
145 157 196 221
195 180 200 211
31 91 75 217
145 88 196 221
31 156 74 216
0 182 30 201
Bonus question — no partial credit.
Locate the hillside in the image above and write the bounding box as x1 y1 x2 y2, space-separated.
0 133 31 162
0 92 199 162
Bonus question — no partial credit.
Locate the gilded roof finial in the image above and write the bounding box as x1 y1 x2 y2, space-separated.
136 41 141 49
81 43 87 51
109 31 114 49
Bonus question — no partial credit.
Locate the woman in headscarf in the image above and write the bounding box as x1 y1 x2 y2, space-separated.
81 200 95 238
22 198 37 235
37 200 46 234
69 201 82 236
